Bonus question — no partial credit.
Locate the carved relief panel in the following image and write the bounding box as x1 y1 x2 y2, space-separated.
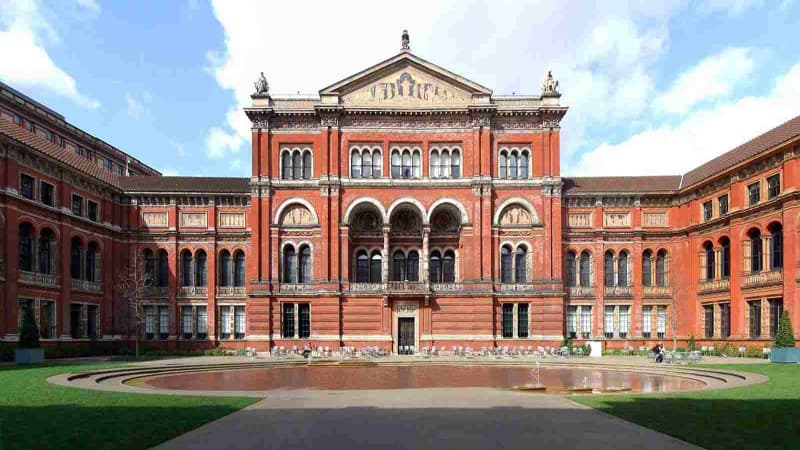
219 212 246 228
568 213 591 228
642 212 668 227
343 66 471 107
180 212 208 228
603 212 631 228
142 212 168 228
280 205 315 227
500 206 533 226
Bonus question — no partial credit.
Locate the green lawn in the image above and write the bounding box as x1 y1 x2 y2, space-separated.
574 364 800 450
0 363 258 450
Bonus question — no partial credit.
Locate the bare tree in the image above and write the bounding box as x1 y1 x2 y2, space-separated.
116 257 154 358
668 264 684 352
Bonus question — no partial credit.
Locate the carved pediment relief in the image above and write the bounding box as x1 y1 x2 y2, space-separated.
500 206 533 226
281 205 315 226
342 66 472 107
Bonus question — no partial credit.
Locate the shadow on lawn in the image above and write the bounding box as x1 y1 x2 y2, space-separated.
585 396 800 450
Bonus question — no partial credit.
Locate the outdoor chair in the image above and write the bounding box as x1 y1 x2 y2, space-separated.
701 345 708 356
763 347 771 359
560 346 569 357
738 346 746 357
689 351 702 364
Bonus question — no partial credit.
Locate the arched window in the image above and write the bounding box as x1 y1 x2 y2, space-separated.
703 241 715 280
157 250 169 287
292 151 302 179
719 238 730 278
143 249 156 283
391 151 401 178
617 250 629 286
430 152 440 178
499 151 507 178
299 245 312 283
402 151 412 178
38 229 56 275
370 251 382 282
519 151 529 179
86 242 100 282
283 246 297 283
566 251 577 287
372 149 382 177
656 250 668 286
412 151 421 178
406 250 419 281
194 250 207 287
281 152 291 180
392 250 406 281
351 151 361 178
748 229 763 273
604 251 615 286
769 223 783 270
302 151 312 179
642 250 653 287
234 250 246 287
429 251 442 282
509 152 518 178
500 245 513 283
219 250 231 287
515 245 527 283
443 250 455 283
451 150 461 178
181 250 192 286
441 151 451 178
355 250 369 282
361 150 372 177
579 251 592 286
71 237 82 279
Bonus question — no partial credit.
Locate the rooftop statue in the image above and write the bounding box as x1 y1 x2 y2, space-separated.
253 72 269 96
401 29 410 51
541 70 560 97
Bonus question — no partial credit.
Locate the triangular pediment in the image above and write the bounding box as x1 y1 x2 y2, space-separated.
319 52 492 108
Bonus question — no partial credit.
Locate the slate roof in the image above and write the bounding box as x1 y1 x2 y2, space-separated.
118 176 250 193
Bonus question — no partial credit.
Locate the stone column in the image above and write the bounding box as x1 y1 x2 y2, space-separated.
714 249 722 279
421 226 430 283
763 236 771 271
382 226 390 283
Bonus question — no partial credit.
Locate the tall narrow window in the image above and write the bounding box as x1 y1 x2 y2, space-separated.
442 250 455 283
181 250 192 287
219 250 231 287
642 250 652 286
283 246 297 283
392 251 406 281
196 307 208 338
604 251 615 286
292 151 302 179
282 303 295 338
769 223 783 270
370 251 382 283
749 300 761 338
299 304 311 338
299 245 312 283
85 242 99 282
748 182 760 206
657 306 667 338
234 250 246 286
451 150 461 178
502 304 514 338
604 306 615 338
656 250 667 286
500 245 513 283
619 306 629 338
402 151 412 178
567 306 577 338
411 151 421 178
617 251 628 286
720 303 731 338
441 151 451 178
194 250 207 287
361 151 372 177
355 250 369 282
767 174 781 199
406 250 419 281
519 151 529 179
181 306 193 339
429 251 441 283
372 149 382 177
71 237 82 279
704 305 714 338
581 307 592 339
391 151 401 178
498 152 507 178
20 174 35 200
509 152 518 178
579 251 591 287
704 242 715 280
718 194 729 215
514 246 527 283
234 306 246 339
719 238 730 278
351 151 361 178
769 299 783 338
430 152 440 178
281 152 291 179
157 250 168 287
144 249 156 284
38 229 56 275
566 251 577 287
220 306 232 339
749 229 762 273
303 152 312 179
642 306 652 338
518 303 529 338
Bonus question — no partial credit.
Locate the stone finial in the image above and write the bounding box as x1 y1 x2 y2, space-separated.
541 70 560 98
401 29 410 51
253 72 269 96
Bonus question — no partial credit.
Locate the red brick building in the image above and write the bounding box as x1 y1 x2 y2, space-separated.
1 46 798 354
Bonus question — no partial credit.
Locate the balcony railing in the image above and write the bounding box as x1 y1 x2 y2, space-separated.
348 282 384 293
386 281 428 293
698 278 730 294
430 282 463 292
19 270 57 287
216 286 246 296
71 279 101 293
499 283 535 292
604 285 633 297
279 283 313 293
144 286 168 297
642 285 671 297
178 286 208 297
568 286 595 297
742 269 783 288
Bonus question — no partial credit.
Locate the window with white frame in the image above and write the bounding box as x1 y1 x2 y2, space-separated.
429 146 461 179
181 306 193 339
218 305 245 340
657 306 667 338
497 147 530 179
40 181 55 207
20 173 35 200
144 305 169 340
567 306 577 338
18 299 57 340
390 147 421 179
642 306 652 338
580 306 592 339
350 145 382 178
196 306 208 339
281 303 310 339
619 306 629 338
280 146 313 180
500 243 529 284
500 303 529 339
604 306 615 338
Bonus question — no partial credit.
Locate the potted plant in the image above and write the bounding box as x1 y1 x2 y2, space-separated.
15 306 44 364
770 311 799 363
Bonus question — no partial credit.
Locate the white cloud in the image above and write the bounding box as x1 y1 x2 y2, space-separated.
699 0 764 16
170 140 187 158
0 0 99 109
125 93 147 119
654 47 755 114
569 63 800 177
205 1 681 160
160 167 180 176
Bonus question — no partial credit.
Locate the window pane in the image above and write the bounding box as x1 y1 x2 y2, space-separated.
391 152 401 178
430 152 440 178
642 254 652 286
500 247 513 283
292 152 302 179
429 251 441 283
299 246 312 283
303 153 312 179
356 251 369 282
518 303 529 338
509 153 518 178
299 304 310 338
282 153 291 179
282 303 295 338
519 152 528 178
372 150 382 177
502 304 514 338
370 252 382 282
498 153 507 178
392 251 405 281
451 151 461 178
362 151 371 177
283 246 297 283
412 152 420 178
442 251 455 283
406 251 419 281
514 248 527 283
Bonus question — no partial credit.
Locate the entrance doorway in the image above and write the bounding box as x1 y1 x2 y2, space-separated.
398 317 415 355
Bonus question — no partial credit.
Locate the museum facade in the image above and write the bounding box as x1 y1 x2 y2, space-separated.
1 42 798 353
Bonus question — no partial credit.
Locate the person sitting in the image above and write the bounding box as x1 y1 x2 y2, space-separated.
652 344 664 363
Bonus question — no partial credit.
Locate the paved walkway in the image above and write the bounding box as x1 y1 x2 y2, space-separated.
153 387 701 450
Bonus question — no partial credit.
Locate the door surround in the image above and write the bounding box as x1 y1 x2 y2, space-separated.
391 300 419 354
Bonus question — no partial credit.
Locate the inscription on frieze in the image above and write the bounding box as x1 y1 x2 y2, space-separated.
344 66 471 107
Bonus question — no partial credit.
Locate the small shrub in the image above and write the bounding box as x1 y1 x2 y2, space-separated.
745 345 762 358
718 343 737 357
18 306 40 349
688 335 697 352
774 311 795 348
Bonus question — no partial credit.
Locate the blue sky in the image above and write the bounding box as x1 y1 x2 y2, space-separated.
1 0 799 177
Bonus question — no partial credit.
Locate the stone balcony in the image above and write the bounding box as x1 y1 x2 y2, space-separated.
430 282 463 292
567 286 595 298
279 283 314 293
386 281 428 293
698 278 730 294
179 286 208 297
642 285 671 298
604 286 633 297
217 286 246 297
144 286 168 298
71 279 101 293
19 270 57 287
348 282 384 293
742 269 783 289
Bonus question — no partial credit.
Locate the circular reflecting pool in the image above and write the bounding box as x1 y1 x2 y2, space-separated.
137 364 704 393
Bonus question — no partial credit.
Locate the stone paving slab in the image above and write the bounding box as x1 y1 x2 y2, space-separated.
153 387 702 450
